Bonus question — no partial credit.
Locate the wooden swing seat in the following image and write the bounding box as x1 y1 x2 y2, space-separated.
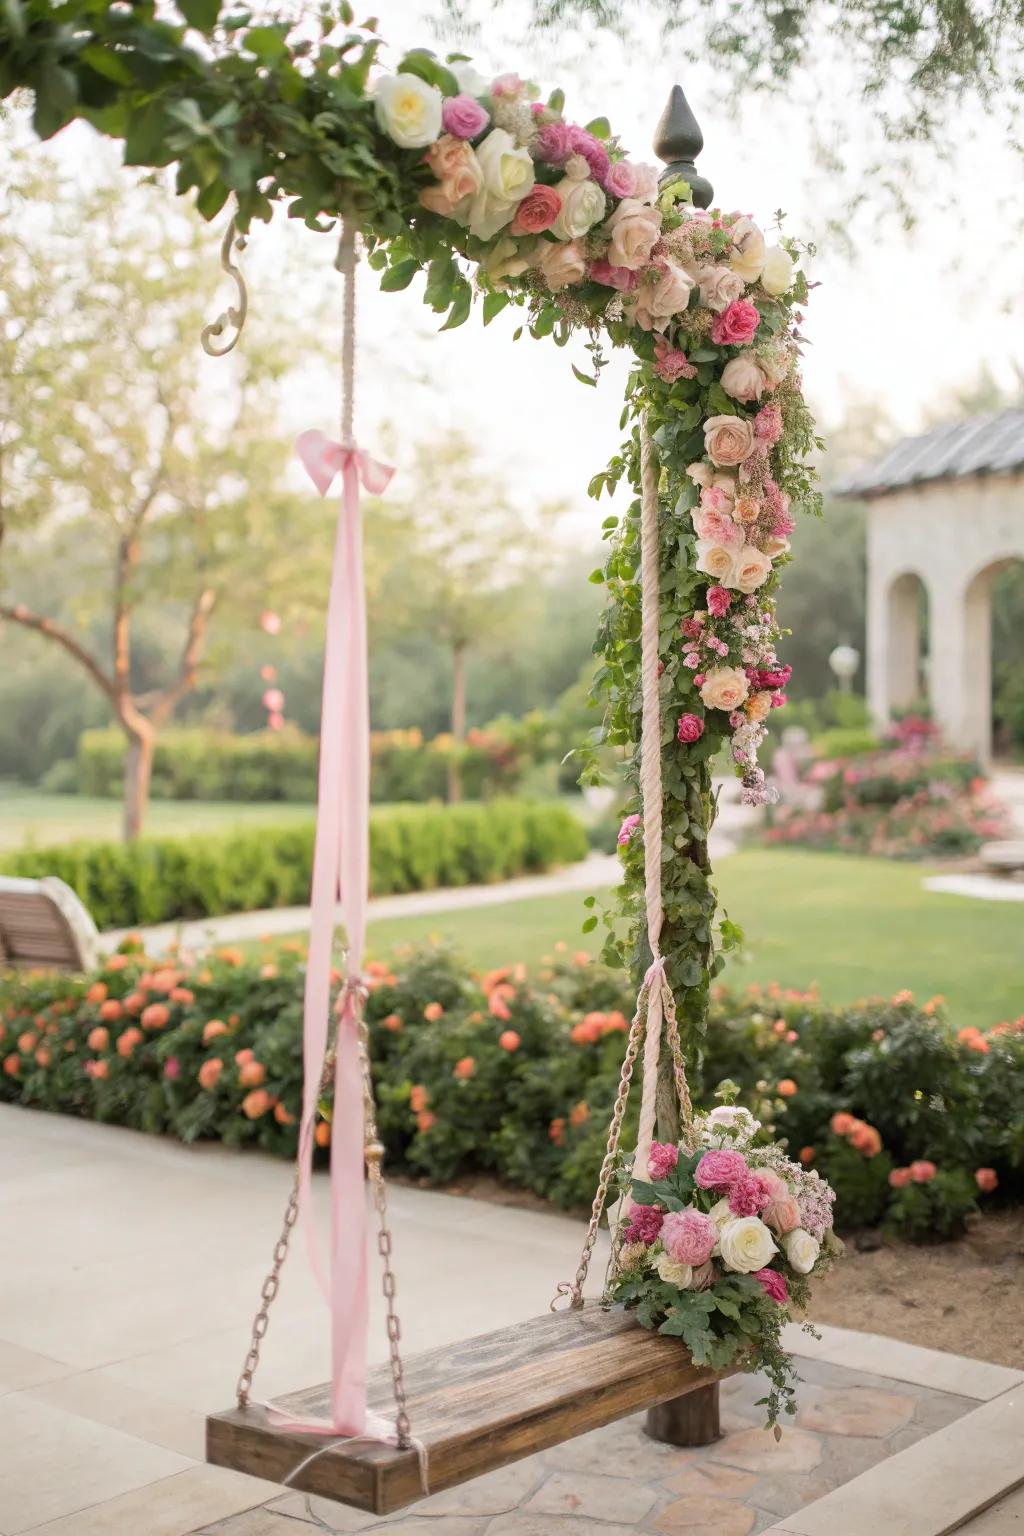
207 1305 735 1515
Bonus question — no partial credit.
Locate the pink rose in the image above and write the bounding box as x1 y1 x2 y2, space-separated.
567 125 609 183
754 404 783 446
441 94 490 140
653 336 697 381
711 299 761 347
647 1141 679 1180
694 1148 748 1190
661 1208 718 1267
910 1159 937 1184
632 258 696 333
763 1193 801 1235
588 258 639 292
697 264 746 312
510 185 562 235
693 508 742 547
617 812 641 847
491 73 523 99
632 164 659 203
728 1172 769 1216
537 238 586 291
676 712 704 744
706 585 732 617
753 1267 788 1304
603 160 638 199
700 484 734 514
534 121 575 164
721 353 768 403
623 1203 664 1245
704 414 757 467
603 198 662 271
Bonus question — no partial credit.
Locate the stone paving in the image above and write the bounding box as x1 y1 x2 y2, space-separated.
194 1356 975 1536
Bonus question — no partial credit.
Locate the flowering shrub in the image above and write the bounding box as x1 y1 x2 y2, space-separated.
0 799 587 928
763 748 1009 858
2 945 1020 1245
609 1110 839 1423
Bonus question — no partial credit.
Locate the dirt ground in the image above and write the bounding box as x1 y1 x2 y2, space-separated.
813 1209 1024 1368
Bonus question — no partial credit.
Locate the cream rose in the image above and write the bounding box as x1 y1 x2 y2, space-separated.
706 1197 735 1253
731 545 772 593
697 264 746 312
721 353 768 404
718 1216 778 1274
687 461 714 488
695 540 736 582
603 198 662 271
537 238 586 290
468 128 535 240
729 216 766 283
704 414 756 467
761 246 795 296
783 1228 821 1275
374 73 443 149
654 1252 693 1288
700 667 750 712
551 165 607 240
763 534 791 558
632 259 696 333
483 234 537 287
419 136 483 223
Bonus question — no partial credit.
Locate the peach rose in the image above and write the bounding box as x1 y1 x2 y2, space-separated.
603 197 662 270
745 690 773 723
733 494 761 525
763 1194 801 1235
696 540 738 582
731 545 772 593
704 414 757 467
87 1026 109 1052
631 259 696 332
537 238 586 290
700 667 750 711
721 353 768 404
419 134 482 221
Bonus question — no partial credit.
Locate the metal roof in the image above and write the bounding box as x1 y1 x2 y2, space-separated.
834 410 1024 499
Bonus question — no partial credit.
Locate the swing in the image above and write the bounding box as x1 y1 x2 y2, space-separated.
207 85 737 1514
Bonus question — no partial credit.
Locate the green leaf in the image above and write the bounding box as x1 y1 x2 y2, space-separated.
179 0 221 31
547 88 565 113
380 258 419 292
80 44 135 85
244 25 288 63
33 61 77 140
195 178 230 218
439 280 472 331
397 49 459 98
572 364 597 387
581 915 598 933
584 116 611 139
482 291 510 325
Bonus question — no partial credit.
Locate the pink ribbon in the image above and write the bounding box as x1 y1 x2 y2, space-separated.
293 427 394 1436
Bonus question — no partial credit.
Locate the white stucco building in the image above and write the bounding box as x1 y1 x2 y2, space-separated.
837 411 1024 764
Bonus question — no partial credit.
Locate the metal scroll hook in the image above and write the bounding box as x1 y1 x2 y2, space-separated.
200 218 249 357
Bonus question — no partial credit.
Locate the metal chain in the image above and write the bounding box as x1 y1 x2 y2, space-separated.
236 1173 301 1408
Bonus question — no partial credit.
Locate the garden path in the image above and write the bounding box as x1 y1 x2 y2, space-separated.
1 1105 1020 1536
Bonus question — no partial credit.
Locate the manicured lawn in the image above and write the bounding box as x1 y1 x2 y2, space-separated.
0 784 316 851
365 849 1022 1030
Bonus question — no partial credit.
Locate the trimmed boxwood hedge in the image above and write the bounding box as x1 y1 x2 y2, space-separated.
1 799 588 928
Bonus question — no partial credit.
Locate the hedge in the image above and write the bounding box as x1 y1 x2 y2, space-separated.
72 724 532 804
2 941 1019 1243
0 800 588 928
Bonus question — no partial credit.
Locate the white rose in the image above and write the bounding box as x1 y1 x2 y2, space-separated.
700 667 750 712
761 246 795 296
731 545 772 594
695 540 736 582
551 167 607 240
706 1105 761 1141
729 215 766 283
783 1228 820 1275
468 128 535 240
482 235 536 287
687 461 714 488
706 1197 734 1255
697 264 746 312
719 1216 778 1274
374 73 443 150
452 61 490 97
655 1252 693 1288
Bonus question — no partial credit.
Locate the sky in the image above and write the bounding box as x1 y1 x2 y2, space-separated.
14 0 1024 528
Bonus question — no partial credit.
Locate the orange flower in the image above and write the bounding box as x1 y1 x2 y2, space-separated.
17 1031 38 1053
273 1101 295 1126
498 1030 521 1052
922 995 945 1016
958 1026 981 1043
86 981 108 1004
150 969 179 994
549 1117 566 1146
218 948 244 967
141 1003 170 1031
891 989 913 1006
888 1167 912 1188
830 1112 856 1136
975 1168 998 1193
234 1047 254 1065
239 1060 266 1088
170 987 194 1004
259 964 278 980
416 1110 436 1133
117 1027 143 1058
799 1146 816 1165
314 1120 332 1148
198 1058 223 1090
34 1047 51 1068
481 967 512 997
777 1079 797 1097
603 1011 627 1034
87 1026 110 1052
572 950 590 967
105 954 129 972
409 1085 429 1114
99 999 123 1022
569 1101 589 1128
850 1123 882 1158
489 994 511 1022
382 1013 403 1033
123 991 146 1015
772 1019 787 1036
424 1002 444 1022
453 1056 476 1080
90 1058 110 1080
966 1035 990 1054
909 1159 937 1183
204 1019 229 1043
242 1088 272 1119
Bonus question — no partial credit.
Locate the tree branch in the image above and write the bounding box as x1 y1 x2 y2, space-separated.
113 403 173 700
150 587 217 726
0 602 117 705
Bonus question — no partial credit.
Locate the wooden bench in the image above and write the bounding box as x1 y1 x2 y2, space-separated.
207 1306 734 1515
0 876 99 973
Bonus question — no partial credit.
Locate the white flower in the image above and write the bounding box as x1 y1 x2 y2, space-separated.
706 1197 735 1254
731 545 772 594
468 128 535 239
655 1252 693 1288
706 1105 761 1142
761 246 795 296
452 61 490 97
729 215 766 284
687 461 714 488
374 73 443 149
782 1228 820 1274
551 168 607 240
695 539 736 582
482 235 536 287
718 1216 778 1274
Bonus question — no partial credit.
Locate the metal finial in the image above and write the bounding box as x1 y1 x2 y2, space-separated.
201 218 249 357
653 85 713 209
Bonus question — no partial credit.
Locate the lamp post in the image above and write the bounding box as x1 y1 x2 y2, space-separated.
829 643 861 694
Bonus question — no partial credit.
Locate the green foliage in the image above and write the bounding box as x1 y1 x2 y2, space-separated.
0 799 587 926
885 1170 978 1243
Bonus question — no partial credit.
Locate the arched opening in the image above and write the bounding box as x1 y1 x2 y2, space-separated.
960 558 1024 764
883 570 930 716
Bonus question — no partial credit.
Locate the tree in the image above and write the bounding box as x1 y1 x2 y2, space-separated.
368 433 567 799
0 148 328 838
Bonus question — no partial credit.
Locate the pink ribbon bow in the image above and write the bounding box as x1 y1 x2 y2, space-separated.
293 427 393 1437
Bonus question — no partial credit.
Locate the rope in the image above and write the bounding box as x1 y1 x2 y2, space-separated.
336 219 357 447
